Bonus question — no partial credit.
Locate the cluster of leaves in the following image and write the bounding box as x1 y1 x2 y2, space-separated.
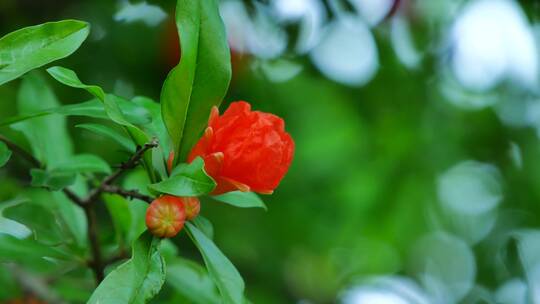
0 0 264 303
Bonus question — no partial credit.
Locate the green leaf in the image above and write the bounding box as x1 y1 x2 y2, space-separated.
186 223 245 304
77 123 135 152
47 66 127 125
30 168 76 190
52 178 88 248
0 198 31 239
50 154 111 174
103 193 148 247
0 233 71 271
20 186 87 249
14 72 73 167
0 97 151 127
104 194 132 246
213 192 267 211
166 257 221 304
161 0 231 164
192 215 214 240
88 231 165 304
30 154 110 190
132 96 170 158
132 96 170 180
46 66 156 182
0 20 89 86
3 201 67 245
148 157 215 196
0 141 12 167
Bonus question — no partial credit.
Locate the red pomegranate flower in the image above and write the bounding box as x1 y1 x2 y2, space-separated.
188 101 295 195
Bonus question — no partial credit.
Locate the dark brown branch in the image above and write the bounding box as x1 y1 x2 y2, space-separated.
82 138 158 205
0 134 40 168
102 184 153 203
83 204 104 283
62 188 85 205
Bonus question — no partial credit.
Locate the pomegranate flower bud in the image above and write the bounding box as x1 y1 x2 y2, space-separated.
145 195 186 238
184 197 201 220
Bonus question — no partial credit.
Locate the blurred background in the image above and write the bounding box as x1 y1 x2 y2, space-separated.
1 0 540 303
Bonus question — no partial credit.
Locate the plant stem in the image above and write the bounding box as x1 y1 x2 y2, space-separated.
0 134 40 167
84 204 104 283
102 184 153 203
82 138 158 205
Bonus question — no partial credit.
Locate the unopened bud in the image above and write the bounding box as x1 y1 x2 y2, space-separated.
145 195 186 238
184 197 201 220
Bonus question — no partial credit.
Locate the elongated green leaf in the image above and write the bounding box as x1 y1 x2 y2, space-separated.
88 231 165 304
30 169 76 190
0 198 31 239
0 141 12 167
47 66 156 182
132 96 170 180
213 192 267 211
30 155 110 190
0 233 71 271
0 98 151 127
186 223 245 304
53 177 88 248
77 123 135 152
50 154 111 174
132 96 170 157
0 20 89 86
14 72 73 167
103 193 148 247
4 201 66 245
104 194 132 246
167 257 221 304
47 66 126 125
161 0 231 164
193 215 214 240
148 157 215 196
20 186 87 249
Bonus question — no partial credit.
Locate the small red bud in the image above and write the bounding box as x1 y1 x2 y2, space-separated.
184 197 201 220
145 195 186 238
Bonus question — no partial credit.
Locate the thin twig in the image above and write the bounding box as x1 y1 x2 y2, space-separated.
0 134 40 167
102 184 153 203
82 138 158 205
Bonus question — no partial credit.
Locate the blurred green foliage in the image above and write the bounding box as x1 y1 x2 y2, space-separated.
2 0 540 303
